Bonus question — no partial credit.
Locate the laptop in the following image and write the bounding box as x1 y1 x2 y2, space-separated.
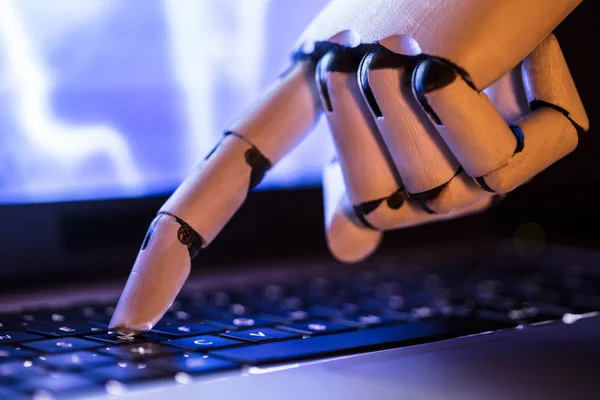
1 1 599 399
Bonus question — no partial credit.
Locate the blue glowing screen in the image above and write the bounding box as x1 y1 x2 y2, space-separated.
0 0 333 203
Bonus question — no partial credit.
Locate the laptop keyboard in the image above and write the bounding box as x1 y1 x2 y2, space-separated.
1 262 599 399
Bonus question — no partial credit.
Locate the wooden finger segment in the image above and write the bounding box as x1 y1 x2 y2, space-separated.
317 50 400 204
323 160 383 263
227 60 322 164
416 171 489 215
481 107 578 193
413 58 517 178
364 196 436 231
159 61 323 246
363 182 494 231
160 135 254 245
522 34 589 132
359 51 460 194
437 194 497 223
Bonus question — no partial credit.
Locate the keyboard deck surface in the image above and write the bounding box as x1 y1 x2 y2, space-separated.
2 261 599 399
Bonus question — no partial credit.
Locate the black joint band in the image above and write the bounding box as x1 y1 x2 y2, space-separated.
530 99 586 136
322 47 365 73
204 138 224 161
354 198 385 217
509 124 525 154
476 177 495 193
413 57 458 94
224 131 250 145
413 60 446 126
312 43 391 113
157 211 205 260
352 205 379 230
244 148 272 191
277 63 295 80
358 52 383 118
352 189 406 230
365 47 409 70
410 187 444 215
409 168 462 214
386 189 406 210
292 41 339 64
140 214 162 251
316 56 334 112
318 43 384 73
413 56 478 126
224 131 272 190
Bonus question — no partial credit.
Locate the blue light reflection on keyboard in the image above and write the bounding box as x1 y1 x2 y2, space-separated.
0 0 333 203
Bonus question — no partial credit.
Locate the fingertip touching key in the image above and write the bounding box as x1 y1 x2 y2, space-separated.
110 60 324 334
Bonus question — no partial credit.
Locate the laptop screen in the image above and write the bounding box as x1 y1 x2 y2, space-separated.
0 0 332 204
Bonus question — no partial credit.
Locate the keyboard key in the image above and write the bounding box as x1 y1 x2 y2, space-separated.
211 318 510 364
16 372 98 397
205 316 275 330
165 335 243 351
221 328 301 343
0 331 43 344
85 361 174 384
23 338 101 353
99 342 182 360
27 323 106 337
0 346 36 359
85 332 165 344
40 351 114 371
278 321 354 336
148 354 238 374
151 322 221 337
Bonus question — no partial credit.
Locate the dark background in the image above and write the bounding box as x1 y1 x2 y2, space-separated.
1 1 599 291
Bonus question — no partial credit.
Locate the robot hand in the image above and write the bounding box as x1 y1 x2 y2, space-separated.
110 0 588 334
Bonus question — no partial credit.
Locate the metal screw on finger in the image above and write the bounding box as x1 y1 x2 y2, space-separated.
177 226 195 246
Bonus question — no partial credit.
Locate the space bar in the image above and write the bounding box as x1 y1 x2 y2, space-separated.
209 319 506 365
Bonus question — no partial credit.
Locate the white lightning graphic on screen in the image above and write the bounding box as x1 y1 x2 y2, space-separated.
162 0 334 185
162 0 270 170
0 0 141 196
